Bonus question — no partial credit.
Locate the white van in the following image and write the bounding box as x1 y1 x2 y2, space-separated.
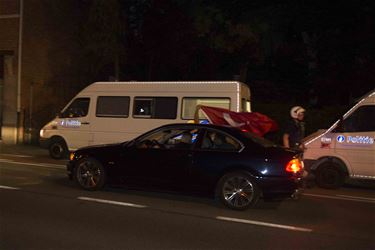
39 81 251 159
303 89 375 188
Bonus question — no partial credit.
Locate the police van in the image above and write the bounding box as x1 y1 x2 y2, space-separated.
303 89 375 188
39 81 251 159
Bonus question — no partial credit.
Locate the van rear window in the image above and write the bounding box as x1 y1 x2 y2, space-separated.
133 97 177 119
96 96 130 118
182 97 230 119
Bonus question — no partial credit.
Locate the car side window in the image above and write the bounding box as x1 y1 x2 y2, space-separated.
340 105 375 132
201 129 241 151
136 128 199 150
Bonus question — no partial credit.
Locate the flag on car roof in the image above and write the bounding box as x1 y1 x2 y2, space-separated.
196 105 278 137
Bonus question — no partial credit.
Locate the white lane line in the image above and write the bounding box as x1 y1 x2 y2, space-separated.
304 193 375 204
216 216 312 232
0 159 65 169
0 153 32 158
78 197 147 208
336 195 375 202
0 185 20 190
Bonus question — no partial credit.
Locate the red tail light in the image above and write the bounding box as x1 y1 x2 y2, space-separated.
285 159 302 173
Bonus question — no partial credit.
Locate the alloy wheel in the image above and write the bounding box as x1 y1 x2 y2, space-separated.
222 175 255 209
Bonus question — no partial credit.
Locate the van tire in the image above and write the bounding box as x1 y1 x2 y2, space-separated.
49 138 68 159
316 163 344 189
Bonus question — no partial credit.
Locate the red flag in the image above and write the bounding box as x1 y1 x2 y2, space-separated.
198 106 278 137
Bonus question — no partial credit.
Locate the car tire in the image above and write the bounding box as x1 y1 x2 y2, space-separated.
49 138 68 159
216 171 260 210
316 163 344 189
75 157 106 191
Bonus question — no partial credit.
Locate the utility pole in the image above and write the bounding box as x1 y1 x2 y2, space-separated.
16 0 23 143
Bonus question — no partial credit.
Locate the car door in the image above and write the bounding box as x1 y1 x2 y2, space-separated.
119 127 200 190
334 105 375 178
189 128 244 192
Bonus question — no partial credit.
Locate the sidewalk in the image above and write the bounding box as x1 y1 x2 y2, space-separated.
0 141 48 157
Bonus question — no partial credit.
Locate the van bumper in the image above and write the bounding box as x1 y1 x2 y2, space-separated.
304 159 317 172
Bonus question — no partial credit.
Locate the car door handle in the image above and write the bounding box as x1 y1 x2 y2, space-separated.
81 122 90 125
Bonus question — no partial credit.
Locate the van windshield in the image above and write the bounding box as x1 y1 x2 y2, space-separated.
60 98 90 118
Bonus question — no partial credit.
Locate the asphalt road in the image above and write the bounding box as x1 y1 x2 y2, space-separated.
0 146 374 250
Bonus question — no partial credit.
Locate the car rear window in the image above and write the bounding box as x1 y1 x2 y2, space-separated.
239 130 277 147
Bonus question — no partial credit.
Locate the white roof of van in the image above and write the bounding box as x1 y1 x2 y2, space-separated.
81 81 249 93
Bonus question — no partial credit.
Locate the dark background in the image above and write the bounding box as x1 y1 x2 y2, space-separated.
31 0 375 143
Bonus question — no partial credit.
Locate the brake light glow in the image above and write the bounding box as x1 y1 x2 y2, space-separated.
285 159 302 173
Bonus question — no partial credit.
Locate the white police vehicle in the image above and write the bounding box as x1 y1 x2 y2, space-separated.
303 89 375 188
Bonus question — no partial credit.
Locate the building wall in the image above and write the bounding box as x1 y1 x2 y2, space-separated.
0 0 20 143
1 0 83 144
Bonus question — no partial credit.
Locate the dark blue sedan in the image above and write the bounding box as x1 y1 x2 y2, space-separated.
67 124 304 210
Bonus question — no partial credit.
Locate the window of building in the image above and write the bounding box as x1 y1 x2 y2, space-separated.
96 96 130 118
182 97 230 120
60 98 90 118
133 97 178 119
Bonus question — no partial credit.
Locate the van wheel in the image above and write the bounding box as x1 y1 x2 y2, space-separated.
316 163 344 189
49 138 68 159
216 171 260 210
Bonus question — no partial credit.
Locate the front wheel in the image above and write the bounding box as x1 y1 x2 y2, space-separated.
49 138 68 159
216 171 260 210
75 157 106 191
316 163 344 189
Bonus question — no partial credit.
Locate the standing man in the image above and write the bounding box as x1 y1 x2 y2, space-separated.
283 106 306 149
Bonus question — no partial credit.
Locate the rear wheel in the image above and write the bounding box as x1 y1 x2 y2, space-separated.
316 163 344 189
216 171 260 210
49 138 68 159
75 157 106 191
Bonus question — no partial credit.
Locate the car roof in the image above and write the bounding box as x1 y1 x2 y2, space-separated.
156 123 242 134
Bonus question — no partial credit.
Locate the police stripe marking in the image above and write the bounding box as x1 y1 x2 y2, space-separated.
78 197 147 208
216 216 312 232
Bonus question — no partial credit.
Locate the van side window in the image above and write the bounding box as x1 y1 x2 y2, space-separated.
96 96 130 118
182 97 230 119
341 105 375 132
60 98 90 118
133 97 177 119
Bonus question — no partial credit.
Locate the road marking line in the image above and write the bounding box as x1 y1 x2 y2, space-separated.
0 158 65 169
78 196 147 208
0 153 32 158
0 185 20 190
336 195 375 202
304 193 375 204
216 216 312 232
